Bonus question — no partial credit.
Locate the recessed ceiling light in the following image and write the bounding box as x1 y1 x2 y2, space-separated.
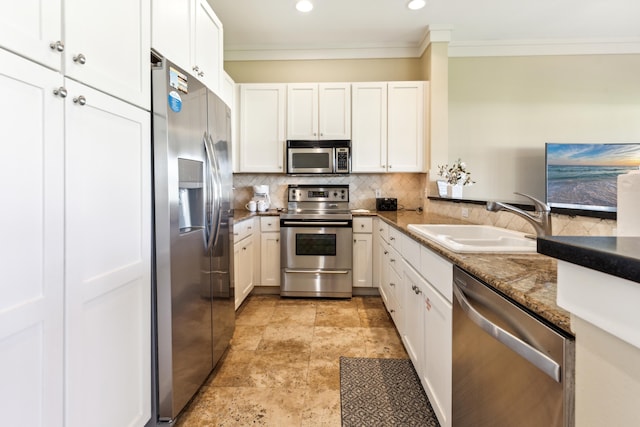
407 0 426 10
296 0 313 12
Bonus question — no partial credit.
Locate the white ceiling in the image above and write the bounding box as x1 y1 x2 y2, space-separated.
207 0 640 60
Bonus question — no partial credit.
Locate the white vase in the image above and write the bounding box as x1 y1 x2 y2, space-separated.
447 184 463 198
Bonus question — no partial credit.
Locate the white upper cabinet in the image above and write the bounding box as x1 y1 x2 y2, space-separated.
287 83 351 140
151 0 192 69
152 0 224 95
192 0 223 94
64 0 150 109
352 81 427 173
387 81 426 172
239 84 286 172
0 48 64 427
0 0 62 70
352 82 388 172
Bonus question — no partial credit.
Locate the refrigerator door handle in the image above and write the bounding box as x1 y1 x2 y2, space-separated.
453 279 562 382
203 133 218 251
204 133 223 251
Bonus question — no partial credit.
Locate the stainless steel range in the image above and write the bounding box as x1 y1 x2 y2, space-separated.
280 184 353 298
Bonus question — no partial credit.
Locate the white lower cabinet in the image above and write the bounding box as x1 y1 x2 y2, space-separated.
421 275 452 427
379 222 452 427
234 218 255 309
1 49 151 427
259 217 280 286
353 217 373 287
64 79 151 427
0 49 64 426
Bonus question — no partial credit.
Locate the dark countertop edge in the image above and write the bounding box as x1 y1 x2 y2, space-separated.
538 236 640 283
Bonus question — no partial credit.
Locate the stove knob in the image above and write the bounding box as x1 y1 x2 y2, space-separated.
333 192 338 197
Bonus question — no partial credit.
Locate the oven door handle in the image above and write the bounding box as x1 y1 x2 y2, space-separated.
284 269 350 274
282 221 350 226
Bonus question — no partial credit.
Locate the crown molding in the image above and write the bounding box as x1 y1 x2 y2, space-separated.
449 38 640 57
224 46 423 61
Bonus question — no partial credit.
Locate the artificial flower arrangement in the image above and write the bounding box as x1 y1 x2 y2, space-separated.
437 158 476 186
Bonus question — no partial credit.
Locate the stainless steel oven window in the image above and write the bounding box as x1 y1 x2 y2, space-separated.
296 233 337 256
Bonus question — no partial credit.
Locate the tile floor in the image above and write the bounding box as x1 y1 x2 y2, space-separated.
175 295 408 426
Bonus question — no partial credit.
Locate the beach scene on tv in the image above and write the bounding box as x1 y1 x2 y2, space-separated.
546 143 640 210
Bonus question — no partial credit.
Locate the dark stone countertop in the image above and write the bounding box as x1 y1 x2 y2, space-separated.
538 236 640 284
232 208 571 335
376 211 570 335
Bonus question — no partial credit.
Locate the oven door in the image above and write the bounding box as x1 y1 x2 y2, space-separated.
280 219 353 297
287 147 335 175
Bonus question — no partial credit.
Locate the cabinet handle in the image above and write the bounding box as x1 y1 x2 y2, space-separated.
193 65 200 73
49 41 64 52
390 282 395 287
53 87 67 98
73 96 86 106
73 53 86 64
390 236 395 241
390 258 396 263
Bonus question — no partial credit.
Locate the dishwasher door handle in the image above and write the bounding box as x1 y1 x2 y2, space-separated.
284 269 350 274
453 280 561 382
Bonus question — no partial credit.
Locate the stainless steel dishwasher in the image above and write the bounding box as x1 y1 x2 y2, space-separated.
452 266 574 426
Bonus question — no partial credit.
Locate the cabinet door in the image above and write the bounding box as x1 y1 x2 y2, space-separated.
287 83 318 139
64 0 150 109
352 82 387 172
151 0 192 70
353 233 373 287
234 237 254 309
0 0 62 70
260 232 281 286
239 84 286 172
422 280 452 427
0 49 64 427
192 0 223 94
64 80 151 427
387 81 425 172
402 262 425 377
319 83 351 140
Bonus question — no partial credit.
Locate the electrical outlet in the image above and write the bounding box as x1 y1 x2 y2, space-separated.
375 189 382 198
461 207 469 218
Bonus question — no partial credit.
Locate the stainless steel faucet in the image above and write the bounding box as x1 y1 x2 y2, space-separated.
486 192 552 236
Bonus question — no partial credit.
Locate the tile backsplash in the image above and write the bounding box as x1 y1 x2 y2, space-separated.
233 173 617 236
426 199 617 236
233 173 426 211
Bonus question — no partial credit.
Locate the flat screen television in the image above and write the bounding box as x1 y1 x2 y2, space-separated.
545 142 640 214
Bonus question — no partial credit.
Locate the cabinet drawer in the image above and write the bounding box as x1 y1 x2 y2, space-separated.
376 219 389 242
388 226 402 251
353 217 373 233
260 216 280 232
234 218 255 242
420 246 453 302
402 234 421 271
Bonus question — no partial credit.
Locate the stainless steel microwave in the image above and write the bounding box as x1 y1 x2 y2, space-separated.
286 140 351 175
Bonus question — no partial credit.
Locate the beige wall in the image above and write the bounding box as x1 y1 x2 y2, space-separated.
448 54 640 203
225 58 423 83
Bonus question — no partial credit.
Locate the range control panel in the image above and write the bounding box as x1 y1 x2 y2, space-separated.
287 184 349 202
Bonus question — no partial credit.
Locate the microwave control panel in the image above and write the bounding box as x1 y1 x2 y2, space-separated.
335 148 350 173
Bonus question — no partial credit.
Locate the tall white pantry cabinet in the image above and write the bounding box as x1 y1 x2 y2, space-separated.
0 0 151 426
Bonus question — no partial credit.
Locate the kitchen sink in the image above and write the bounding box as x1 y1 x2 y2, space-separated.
407 224 537 253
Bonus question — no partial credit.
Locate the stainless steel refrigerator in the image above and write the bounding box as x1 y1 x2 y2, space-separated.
149 55 235 425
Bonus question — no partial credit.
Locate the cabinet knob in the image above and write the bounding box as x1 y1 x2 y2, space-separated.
360 224 364 228
73 53 86 64
390 282 395 287
384 250 388 255
199 71 204 77
73 95 87 106
276 239 279 243
53 87 67 98
389 165 393 169
193 65 200 72
49 41 65 52
390 237 395 241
